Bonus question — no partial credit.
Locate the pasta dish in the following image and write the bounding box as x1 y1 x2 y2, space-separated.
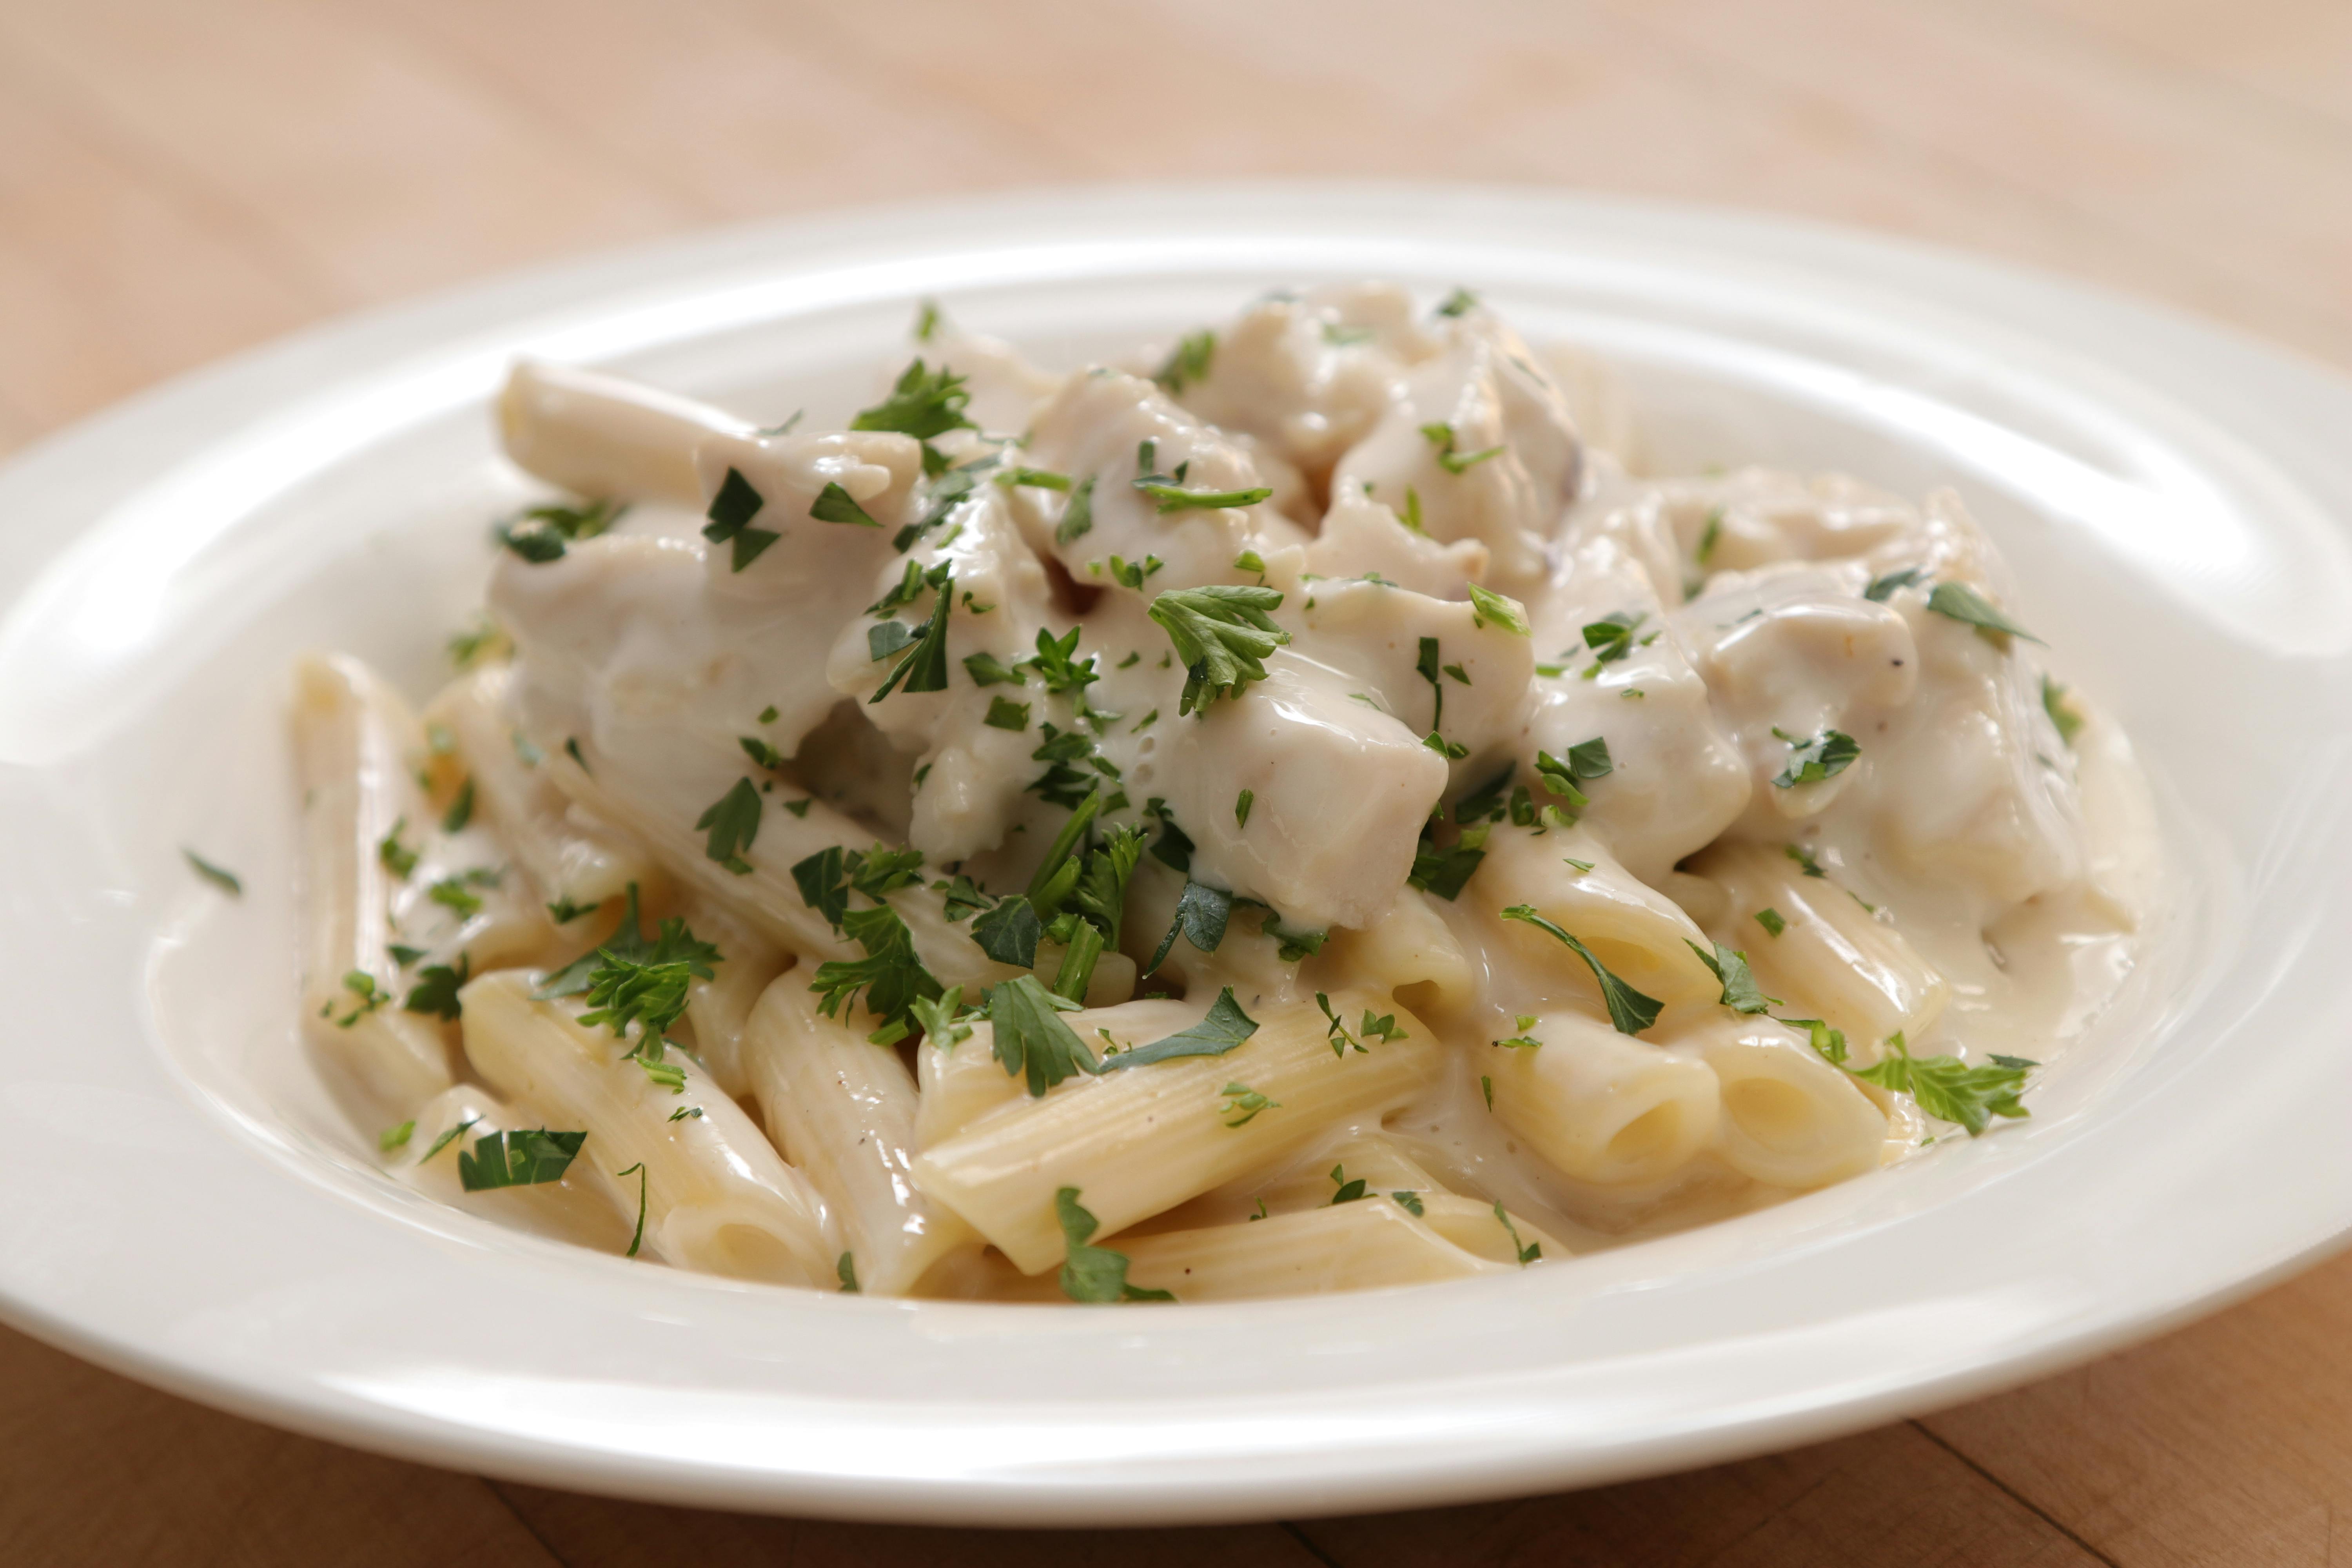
285 283 2157 1301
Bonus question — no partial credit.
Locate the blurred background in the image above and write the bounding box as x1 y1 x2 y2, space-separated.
2 2 2348 1563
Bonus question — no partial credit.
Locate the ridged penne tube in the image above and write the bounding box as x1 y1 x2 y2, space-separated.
1118 1201 1512 1300
913 1000 1204 1151
912 991 1440 1274
395 1083 632 1251
1417 1194 1567 1265
458 970 836 1286
1323 887 1476 1020
742 974 980 1297
539 735 1013 991
1689 1017 1889 1188
1470 822 1720 1011
423 664 653 915
498 359 747 506
291 653 454 1117
676 891 786 1098
1691 842 1949 1051
1487 1010 1723 1185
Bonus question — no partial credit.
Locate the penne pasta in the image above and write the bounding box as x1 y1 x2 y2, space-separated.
1688 1017 1889 1188
675 890 787 1099
1486 1009 1723 1185
291 653 455 1117
1470 821 1721 1016
1117 1199 1527 1300
458 969 836 1287
393 1084 633 1251
1690 841 1948 1054
498 359 748 506
423 663 655 917
912 990 1440 1274
742 973 980 1297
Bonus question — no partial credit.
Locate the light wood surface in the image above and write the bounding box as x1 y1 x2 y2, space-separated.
2 1 2347 1562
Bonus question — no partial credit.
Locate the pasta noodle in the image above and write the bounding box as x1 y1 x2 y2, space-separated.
281 281 2158 1301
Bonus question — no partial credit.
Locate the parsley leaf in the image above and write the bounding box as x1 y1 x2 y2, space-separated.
1685 941 1773 1014
808 904 942 1031
869 569 955 702
1772 729 1860 788
615 1162 648 1258
1131 478 1272 514
1392 1190 1425 1216
701 467 779 572
851 359 976 444
1564 737 1613 779
1143 797 1194 873
378 817 419 879
495 497 626 563
1056 1186 1173 1302
810 482 880 528
963 651 1026 687
1145 879 1234 974
1152 330 1216 394
1055 475 1096 546
1785 842 1828 878
1850 1032 2035 1135
1419 422 1506 475
990 975 1097 1096
183 848 242 896
1927 582 2043 644
457 1128 587 1191
695 778 763 874
1328 1164 1368 1205
1435 287 1479 317
2042 677 2084 746
1467 584 1530 634
1409 821 1488 900
1073 824 1146 947
1579 612 1646 673
1500 905 1664 1034
1864 566 1926 603
1100 987 1258 1070
441 777 475 834
1492 1201 1540 1265
1218 1082 1279 1127
1755 907 1787 937
972 895 1042 967
404 955 471 1021
576 918 720 1041
1148 585 1290 715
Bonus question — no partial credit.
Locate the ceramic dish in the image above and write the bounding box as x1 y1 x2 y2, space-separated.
0 184 2346 1525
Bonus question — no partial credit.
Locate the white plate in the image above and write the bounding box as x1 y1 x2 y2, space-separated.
1 184 2347 1526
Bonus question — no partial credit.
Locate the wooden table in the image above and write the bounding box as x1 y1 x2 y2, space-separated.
3 1 2348 1561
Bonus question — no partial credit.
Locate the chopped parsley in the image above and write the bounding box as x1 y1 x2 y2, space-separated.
1785 842 1828 878
428 876 485 918
1927 582 2043 644
1148 585 1290 715
1494 1014 1543 1050
1493 1201 1540 1265
1056 1187 1173 1303
810 482 879 528
701 468 779 571
1686 941 1773 1014
496 497 626 563
851 359 977 466
869 568 955 702
447 615 508 670
441 778 475 834
1234 788 1254 828
1755 907 1787 937
1132 477 1273 514
1218 1082 1279 1128
1849 1032 2036 1136
1771 728 1860 789
404 955 471 1021
1864 566 1927 603
1434 287 1479 318
616 1162 648 1258
1100 987 1258 1070
972 896 1044 968
739 735 786 771
1696 508 1722 566
1145 878 1234 975
1392 1190 1426 1216
2042 677 2084 746
989 975 1097 1096
1500 905 1664 1035
984 696 1031 731
911 985 976 1049
1579 612 1646 675
1152 330 1216 394
1468 584 1530 636
808 905 942 1036
575 916 720 1042
695 778 763 874
1419 422 1505 475
837 1251 859 1292
420 1116 478 1163
379 1121 413 1153
457 1128 587 1192
183 848 242 896
1409 822 1488 901
378 818 419 878
1328 1165 1368 1205
1055 475 1096 546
